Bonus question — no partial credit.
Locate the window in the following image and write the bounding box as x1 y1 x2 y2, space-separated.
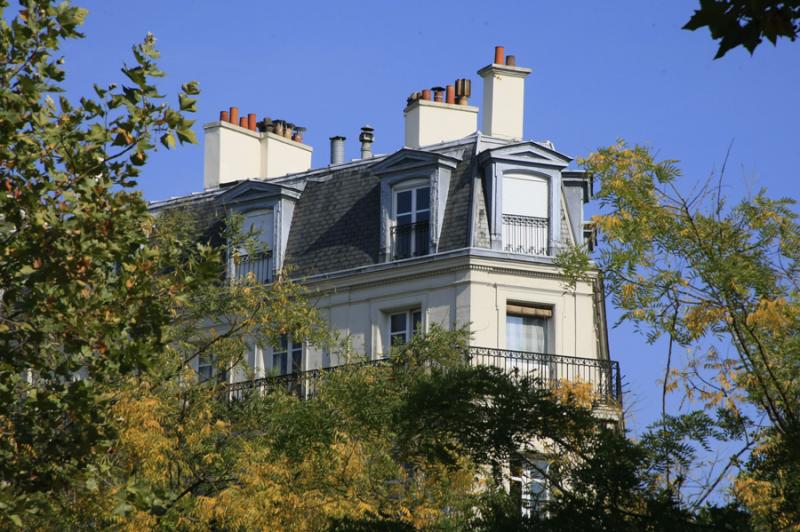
510 455 549 517
502 173 549 255
232 209 274 283
197 353 214 382
389 309 423 347
506 303 551 353
392 184 430 259
273 334 303 375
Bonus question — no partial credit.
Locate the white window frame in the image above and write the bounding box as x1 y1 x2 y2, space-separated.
272 334 303 375
392 180 431 259
197 353 214 382
389 308 423 347
511 456 550 517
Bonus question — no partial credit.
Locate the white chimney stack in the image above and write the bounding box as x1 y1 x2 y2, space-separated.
403 83 478 149
203 108 313 190
477 46 531 140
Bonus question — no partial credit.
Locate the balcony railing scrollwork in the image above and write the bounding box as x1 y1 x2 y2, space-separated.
502 214 549 256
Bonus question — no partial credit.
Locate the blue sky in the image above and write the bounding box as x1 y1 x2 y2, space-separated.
57 1 799 434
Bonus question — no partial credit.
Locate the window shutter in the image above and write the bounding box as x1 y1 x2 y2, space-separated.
506 303 552 319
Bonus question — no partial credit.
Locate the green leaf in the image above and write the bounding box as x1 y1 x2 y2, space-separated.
179 93 197 112
181 80 200 95
176 127 197 145
160 132 176 149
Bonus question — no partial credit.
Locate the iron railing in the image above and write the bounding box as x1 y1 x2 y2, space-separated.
391 221 430 260
466 347 622 404
230 251 272 284
225 347 621 406
225 359 389 401
502 214 549 256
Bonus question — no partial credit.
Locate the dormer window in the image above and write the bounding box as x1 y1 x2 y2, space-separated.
231 208 273 283
392 182 430 260
372 148 459 263
477 142 571 256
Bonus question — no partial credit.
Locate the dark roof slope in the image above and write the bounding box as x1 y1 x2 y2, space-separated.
438 144 475 252
283 166 382 277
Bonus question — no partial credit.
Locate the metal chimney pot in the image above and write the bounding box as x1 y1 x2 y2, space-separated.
359 125 374 159
330 136 346 165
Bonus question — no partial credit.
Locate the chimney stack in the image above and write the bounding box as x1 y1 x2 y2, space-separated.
203 107 313 189
404 78 478 149
330 136 346 165
477 46 531 140
359 125 374 159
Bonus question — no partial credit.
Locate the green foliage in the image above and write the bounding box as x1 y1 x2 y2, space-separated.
0 0 204 526
684 0 800 58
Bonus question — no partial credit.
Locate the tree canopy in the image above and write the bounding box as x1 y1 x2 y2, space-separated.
560 140 800 529
684 0 800 58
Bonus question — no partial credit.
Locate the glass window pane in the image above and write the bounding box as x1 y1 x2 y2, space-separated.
397 214 412 226
273 353 287 375
412 310 422 335
416 187 430 211
415 210 430 222
396 190 412 214
391 313 407 334
198 354 213 382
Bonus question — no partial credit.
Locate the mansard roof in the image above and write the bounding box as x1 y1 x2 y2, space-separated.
148 135 584 278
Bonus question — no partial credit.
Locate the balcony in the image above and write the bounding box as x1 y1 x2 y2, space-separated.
391 221 430 260
502 214 549 256
230 251 273 284
226 347 622 407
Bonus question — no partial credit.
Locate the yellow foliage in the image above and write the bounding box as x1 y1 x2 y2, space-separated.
684 305 726 340
746 297 798 335
190 434 474 531
552 379 595 409
112 387 176 482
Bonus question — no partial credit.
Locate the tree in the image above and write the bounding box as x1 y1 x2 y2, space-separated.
0 0 324 527
684 0 800 58
562 140 800 529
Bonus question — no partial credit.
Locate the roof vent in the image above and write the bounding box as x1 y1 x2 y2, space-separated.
359 125 374 159
330 136 346 165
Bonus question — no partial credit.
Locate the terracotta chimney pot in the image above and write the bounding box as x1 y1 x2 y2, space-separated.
494 45 505 65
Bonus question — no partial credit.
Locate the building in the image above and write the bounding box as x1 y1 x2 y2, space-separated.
150 46 622 512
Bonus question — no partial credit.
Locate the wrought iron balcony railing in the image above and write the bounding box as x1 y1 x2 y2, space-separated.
225 347 622 407
466 347 622 405
502 214 549 256
391 221 430 260
230 250 272 284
